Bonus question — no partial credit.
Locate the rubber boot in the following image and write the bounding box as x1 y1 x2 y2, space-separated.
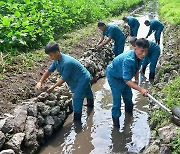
149 72 155 82
73 113 82 121
112 117 120 128
125 104 133 115
156 39 160 45
141 65 147 74
84 98 94 108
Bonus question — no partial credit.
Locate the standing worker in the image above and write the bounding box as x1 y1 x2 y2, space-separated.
106 38 149 127
130 37 160 82
122 16 140 37
144 19 164 45
35 42 94 122
97 22 126 57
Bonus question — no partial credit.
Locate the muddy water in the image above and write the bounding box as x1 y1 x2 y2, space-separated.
39 1 163 154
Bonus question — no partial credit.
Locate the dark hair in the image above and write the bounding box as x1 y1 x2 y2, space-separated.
122 17 128 21
129 37 137 44
144 20 150 25
45 42 60 54
98 22 106 27
135 38 149 48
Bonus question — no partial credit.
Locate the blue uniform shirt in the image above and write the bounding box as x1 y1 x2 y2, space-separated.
48 54 90 92
148 40 160 55
147 19 164 36
127 16 140 28
107 50 142 82
102 24 125 43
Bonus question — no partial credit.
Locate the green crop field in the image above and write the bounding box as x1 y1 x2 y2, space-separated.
0 0 144 54
159 0 180 24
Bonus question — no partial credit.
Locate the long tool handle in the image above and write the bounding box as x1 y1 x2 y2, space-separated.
147 94 172 114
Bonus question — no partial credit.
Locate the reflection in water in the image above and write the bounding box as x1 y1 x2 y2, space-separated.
39 1 163 154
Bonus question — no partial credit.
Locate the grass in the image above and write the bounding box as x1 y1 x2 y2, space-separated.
159 0 180 25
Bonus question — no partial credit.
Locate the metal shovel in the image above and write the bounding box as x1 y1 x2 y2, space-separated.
148 94 180 126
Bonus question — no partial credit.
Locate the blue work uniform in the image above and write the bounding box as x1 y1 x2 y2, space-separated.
106 50 142 118
127 16 140 37
103 24 126 56
142 40 160 73
147 19 164 41
48 54 94 114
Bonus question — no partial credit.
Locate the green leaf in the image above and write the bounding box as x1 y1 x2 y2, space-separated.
1 16 11 26
14 11 21 18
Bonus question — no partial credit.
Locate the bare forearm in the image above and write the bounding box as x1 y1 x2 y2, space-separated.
126 80 142 92
98 36 104 45
39 71 51 84
53 78 65 88
101 37 111 46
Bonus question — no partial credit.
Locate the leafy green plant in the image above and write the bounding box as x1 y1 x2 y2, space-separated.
0 0 144 54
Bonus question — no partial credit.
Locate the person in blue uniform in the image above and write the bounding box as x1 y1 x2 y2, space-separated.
130 37 160 81
122 16 140 37
106 38 149 127
35 42 94 121
97 22 126 57
144 19 164 45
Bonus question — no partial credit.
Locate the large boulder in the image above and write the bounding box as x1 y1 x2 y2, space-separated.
24 116 38 147
143 144 159 154
0 131 5 149
5 133 25 153
43 125 53 137
23 101 38 117
13 105 27 133
45 116 55 125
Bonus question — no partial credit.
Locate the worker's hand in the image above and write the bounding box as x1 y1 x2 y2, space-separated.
35 82 42 91
47 85 55 93
140 88 148 97
97 44 103 49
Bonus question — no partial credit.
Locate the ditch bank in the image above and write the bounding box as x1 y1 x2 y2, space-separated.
143 23 180 153
0 47 114 154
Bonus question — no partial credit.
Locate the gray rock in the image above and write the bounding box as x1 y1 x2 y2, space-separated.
57 100 65 106
13 105 27 132
158 124 178 143
0 131 5 149
47 93 57 101
26 102 38 117
0 149 15 154
60 96 69 101
0 116 14 133
143 144 159 154
51 106 60 115
45 116 55 125
45 100 56 107
44 125 53 136
37 92 49 102
37 102 46 111
37 114 45 126
41 105 51 116
37 128 44 140
53 116 62 129
5 133 25 153
159 145 171 154
24 116 38 147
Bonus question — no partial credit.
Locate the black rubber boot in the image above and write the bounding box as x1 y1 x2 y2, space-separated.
73 113 82 121
141 65 147 74
149 72 155 82
84 98 94 108
125 104 133 115
112 117 120 128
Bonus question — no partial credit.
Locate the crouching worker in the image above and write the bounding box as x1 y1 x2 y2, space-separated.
97 22 126 57
106 38 149 127
130 37 160 82
35 42 94 121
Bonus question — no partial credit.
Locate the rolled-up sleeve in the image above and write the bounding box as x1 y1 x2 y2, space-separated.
48 61 56 73
61 62 73 81
122 58 134 82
